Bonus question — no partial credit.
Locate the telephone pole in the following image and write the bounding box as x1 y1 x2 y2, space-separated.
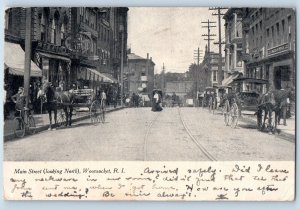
193 48 203 101
202 19 216 57
210 7 227 85
161 63 165 91
202 20 216 87
24 8 32 109
194 47 203 66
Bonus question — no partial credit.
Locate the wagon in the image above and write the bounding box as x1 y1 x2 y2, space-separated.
221 93 239 128
56 89 105 126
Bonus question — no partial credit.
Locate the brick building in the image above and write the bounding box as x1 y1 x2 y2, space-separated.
4 7 128 94
126 52 155 98
222 8 244 88
241 8 295 96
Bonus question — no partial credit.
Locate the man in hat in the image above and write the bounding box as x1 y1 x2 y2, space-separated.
11 87 26 111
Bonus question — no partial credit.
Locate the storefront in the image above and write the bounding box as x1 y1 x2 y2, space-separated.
36 52 71 90
4 41 43 117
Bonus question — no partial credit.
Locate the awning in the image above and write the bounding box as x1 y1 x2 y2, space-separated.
222 73 240 86
86 68 117 83
102 73 118 83
38 52 70 62
233 77 269 84
4 41 42 77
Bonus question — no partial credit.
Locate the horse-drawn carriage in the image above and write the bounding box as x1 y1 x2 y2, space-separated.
42 82 105 129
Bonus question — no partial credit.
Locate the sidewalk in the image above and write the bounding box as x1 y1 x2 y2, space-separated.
4 105 124 142
240 113 295 141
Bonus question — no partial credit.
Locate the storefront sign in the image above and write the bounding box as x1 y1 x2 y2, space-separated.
65 32 93 54
267 43 289 56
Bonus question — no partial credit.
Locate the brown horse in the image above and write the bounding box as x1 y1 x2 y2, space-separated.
42 82 74 130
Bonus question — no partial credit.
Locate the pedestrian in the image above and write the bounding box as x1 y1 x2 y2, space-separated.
11 87 26 117
100 89 107 107
278 88 289 126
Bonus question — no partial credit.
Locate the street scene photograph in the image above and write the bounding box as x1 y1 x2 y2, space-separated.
3 7 295 161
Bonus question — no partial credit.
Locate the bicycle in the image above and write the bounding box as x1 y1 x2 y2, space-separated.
99 99 106 123
13 108 36 138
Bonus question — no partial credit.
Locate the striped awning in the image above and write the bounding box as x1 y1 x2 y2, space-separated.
4 41 42 77
86 68 117 83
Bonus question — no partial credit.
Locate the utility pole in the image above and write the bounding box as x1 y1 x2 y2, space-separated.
202 19 216 57
210 7 226 85
193 48 203 102
161 63 165 91
24 8 32 109
194 47 203 66
120 30 124 106
202 19 216 87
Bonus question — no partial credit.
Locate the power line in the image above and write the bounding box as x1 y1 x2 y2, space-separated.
201 19 217 59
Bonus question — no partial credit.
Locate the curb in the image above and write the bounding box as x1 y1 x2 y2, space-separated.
240 115 295 142
4 106 125 142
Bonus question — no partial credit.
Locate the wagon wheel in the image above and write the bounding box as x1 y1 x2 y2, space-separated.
100 102 106 123
90 100 101 124
223 100 230 126
57 109 67 127
230 104 239 128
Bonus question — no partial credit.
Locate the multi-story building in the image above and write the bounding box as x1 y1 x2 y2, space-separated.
222 8 244 87
70 7 128 92
200 46 225 88
4 7 128 94
127 51 155 98
241 8 295 97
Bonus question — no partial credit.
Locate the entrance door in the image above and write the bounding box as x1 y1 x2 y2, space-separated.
274 67 281 90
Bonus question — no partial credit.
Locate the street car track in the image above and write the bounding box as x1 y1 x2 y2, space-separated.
177 108 217 161
143 112 160 161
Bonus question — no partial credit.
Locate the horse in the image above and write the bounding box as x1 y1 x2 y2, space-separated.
256 89 290 134
42 82 74 130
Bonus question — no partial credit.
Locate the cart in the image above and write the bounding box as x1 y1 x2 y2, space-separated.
56 89 104 126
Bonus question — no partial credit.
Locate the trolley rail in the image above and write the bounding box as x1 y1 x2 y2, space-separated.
143 112 160 161
177 108 217 161
143 108 217 161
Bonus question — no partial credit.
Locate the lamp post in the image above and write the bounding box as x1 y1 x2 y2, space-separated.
120 24 124 106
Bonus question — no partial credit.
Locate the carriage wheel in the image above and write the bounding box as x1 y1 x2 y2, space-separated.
27 115 36 135
224 112 230 126
90 100 101 124
57 109 67 127
13 117 25 138
230 105 239 128
99 104 106 123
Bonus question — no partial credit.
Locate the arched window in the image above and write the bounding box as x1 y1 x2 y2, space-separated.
40 12 46 41
50 19 56 44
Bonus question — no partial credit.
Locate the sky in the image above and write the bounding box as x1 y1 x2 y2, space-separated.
127 7 226 74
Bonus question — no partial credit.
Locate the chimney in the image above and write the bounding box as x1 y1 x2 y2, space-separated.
147 53 149 60
150 57 152 61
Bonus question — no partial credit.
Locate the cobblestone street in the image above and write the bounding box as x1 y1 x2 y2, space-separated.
4 107 295 161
